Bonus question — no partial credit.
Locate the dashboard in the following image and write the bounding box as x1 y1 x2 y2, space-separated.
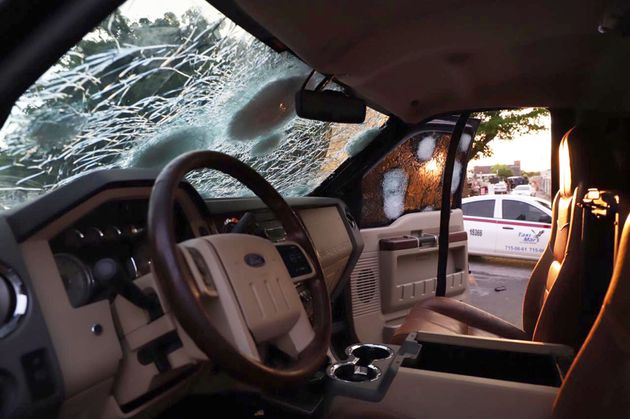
0 169 362 419
49 199 194 308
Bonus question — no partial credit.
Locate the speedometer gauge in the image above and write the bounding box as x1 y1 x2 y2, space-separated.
54 253 95 307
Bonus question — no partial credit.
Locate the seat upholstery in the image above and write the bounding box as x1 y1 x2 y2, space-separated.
552 214 630 419
392 129 586 348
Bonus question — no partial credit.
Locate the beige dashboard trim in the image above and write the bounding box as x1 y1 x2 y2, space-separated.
20 187 205 400
298 206 352 292
20 240 122 397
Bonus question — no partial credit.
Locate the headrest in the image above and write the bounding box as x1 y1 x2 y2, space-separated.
570 115 629 192
559 128 573 197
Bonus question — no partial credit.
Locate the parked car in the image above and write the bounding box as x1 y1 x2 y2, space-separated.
462 195 552 260
507 175 529 190
511 184 536 196
493 181 508 194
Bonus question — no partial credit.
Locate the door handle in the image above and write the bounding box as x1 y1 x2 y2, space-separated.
502 226 514 230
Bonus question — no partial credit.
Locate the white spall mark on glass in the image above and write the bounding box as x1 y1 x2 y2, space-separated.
458 133 472 153
416 135 436 161
451 160 462 193
383 168 408 220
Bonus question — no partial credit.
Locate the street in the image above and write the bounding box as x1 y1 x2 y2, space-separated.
468 256 537 328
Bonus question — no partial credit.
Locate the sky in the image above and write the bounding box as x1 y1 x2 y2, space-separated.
471 116 552 173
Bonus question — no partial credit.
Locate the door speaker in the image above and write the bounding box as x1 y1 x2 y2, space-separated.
356 268 377 304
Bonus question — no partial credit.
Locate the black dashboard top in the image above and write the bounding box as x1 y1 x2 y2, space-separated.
4 168 345 242
5 169 162 242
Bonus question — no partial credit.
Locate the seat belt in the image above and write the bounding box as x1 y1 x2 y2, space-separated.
436 113 470 297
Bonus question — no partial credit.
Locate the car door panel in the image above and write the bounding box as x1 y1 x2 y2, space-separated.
462 198 497 256
340 117 479 343
463 216 498 256
495 220 552 259
496 199 552 259
349 210 469 343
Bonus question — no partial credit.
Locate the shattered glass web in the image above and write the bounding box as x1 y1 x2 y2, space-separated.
360 131 468 227
0 2 385 209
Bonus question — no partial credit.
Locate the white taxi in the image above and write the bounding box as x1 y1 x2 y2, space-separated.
462 195 553 260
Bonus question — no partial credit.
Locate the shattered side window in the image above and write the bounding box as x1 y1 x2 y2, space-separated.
0 0 387 210
360 129 470 227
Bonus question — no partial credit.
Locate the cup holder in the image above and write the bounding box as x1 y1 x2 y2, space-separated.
327 344 394 383
329 363 381 383
349 344 393 364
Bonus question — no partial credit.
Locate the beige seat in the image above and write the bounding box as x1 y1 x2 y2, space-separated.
552 213 630 419
392 129 587 349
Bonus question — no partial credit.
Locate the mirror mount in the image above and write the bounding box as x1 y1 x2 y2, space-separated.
295 73 366 123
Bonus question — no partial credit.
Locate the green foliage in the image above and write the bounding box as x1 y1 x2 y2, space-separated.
491 164 513 179
471 108 548 160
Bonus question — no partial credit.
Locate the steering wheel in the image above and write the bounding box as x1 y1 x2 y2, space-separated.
147 151 331 388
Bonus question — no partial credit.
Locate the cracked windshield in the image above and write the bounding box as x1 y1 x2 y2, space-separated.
0 0 386 210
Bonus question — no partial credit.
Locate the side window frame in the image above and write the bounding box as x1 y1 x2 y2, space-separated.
356 117 479 228
313 115 479 229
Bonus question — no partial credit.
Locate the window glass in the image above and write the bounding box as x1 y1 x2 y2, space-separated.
358 116 479 228
0 0 387 210
535 199 552 210
502 200 547 222
462 200 495 218
360 131 443 227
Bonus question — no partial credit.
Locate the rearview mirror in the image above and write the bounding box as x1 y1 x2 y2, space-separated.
295 90 366 123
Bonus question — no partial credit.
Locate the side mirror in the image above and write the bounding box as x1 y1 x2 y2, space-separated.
295 90 366 123
539 214 552 224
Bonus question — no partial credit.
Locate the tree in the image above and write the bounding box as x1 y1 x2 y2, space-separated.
492 164 513 179
470 108 547 160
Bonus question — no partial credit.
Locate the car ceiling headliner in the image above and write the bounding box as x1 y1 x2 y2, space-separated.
232 0 630 123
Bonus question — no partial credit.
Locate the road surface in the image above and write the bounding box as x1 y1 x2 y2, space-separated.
468 256 537 328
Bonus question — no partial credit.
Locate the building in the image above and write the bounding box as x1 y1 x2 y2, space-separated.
530 169 552 200
472 160 521 176
473 160 521 176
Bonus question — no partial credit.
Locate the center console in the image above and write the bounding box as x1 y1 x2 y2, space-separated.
327 341 420 401
326 333 574 419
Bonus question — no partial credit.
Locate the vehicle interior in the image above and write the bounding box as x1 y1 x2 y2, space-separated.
0 0 628 418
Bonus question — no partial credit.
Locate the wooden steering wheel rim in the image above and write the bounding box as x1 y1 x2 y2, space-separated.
148 151 331 387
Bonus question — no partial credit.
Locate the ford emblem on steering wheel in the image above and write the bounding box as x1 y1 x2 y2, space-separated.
244 253 266 267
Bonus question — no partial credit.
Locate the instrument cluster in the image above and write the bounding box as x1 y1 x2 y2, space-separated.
49 199 194 307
